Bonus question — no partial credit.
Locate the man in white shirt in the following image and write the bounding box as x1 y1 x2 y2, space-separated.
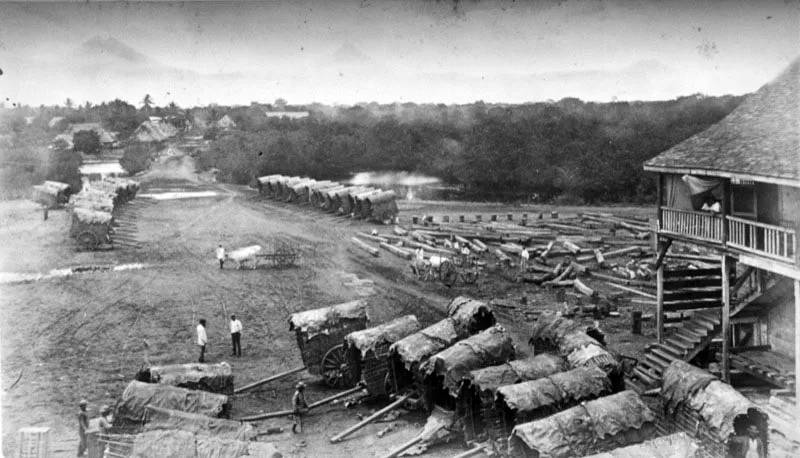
520 248 530 272
230 314 242 357
216 245 226 269
197 319 208 363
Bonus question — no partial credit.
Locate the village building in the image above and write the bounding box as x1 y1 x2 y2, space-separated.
638 58 799 406
56 122 118 149
133 116 179 143
214 114 237 130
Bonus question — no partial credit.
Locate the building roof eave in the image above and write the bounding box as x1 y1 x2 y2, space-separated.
642 164 800 188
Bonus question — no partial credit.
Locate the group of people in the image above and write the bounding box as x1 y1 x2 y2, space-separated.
196 314 243 363
76 400 114 457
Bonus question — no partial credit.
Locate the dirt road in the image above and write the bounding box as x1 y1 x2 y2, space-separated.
0 154 655 457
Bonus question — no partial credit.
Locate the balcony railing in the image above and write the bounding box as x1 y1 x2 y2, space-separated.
658 207 798 265
727 215 796 263
660 208 724 243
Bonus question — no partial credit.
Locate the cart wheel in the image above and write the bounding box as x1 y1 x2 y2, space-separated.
439 260 458 287
276 246 297 268
453 254 465 267
462 269 479 285
321 344 352 388
77 231 99 250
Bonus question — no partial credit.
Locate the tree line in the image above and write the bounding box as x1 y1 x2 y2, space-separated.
198 95 744 204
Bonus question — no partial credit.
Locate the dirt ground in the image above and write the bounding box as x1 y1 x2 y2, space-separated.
0 154 657 457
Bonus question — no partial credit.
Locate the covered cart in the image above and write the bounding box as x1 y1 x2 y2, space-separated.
70 207 113 250
582 432 699 458
325 186 365 213
530 312 623 390
363 190 398 222
115 381 231 429
32 181 70 208
135 362 234 395
496 366 612 435
257 174 284 196
388 297 495 394
288 299 369 387
344 315 421 398
457 354 567 443
308 182 341 207
421 325 515 411
508 390 657 458
277 177 304 200
143 406 255 441
344 188 376 216
286 178 317 203
659 360 769 458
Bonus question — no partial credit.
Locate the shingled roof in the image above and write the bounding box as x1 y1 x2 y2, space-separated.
644 58 800 187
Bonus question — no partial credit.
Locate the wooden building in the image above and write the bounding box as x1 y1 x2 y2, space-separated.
638 58 799 406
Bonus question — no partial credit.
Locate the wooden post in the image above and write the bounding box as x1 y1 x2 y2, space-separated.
721 255 731 383
795 279 800 409
656 173 663 228
234 366 306 394
656 245 664 343
721 178 731 245
329 394 411 443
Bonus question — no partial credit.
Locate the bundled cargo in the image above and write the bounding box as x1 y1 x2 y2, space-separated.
364 190 398 223
143 406 255 441
508 391 657 458
70 207 113 250
126 429 282 458
135 362 234 395
115 381 231 428
582 432 699 458
32 181 70 208
257 174 284 196
344 315 421 397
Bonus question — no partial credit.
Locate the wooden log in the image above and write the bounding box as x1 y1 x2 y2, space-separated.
380 242 413 260
357 232 390 244
393 226 408 236
499 243 524 255
234 366 306 394
605 282 656 299
543 280 575 287
380 425 445 458
494 249 511 264
562 240 582 254
588 271 655 288
540 241 556 258
470 239 488 253
454 235 471 246
411 231 434 243
528 262 553 274
570 261 589 275
573 278 597 298
404 240 455 256
551 263 574 283
239 385 366 421
594 249 607 268
352 237 380 257
451 446 485 458
330 394 412 443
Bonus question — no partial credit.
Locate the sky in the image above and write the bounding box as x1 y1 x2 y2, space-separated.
0 0 798 107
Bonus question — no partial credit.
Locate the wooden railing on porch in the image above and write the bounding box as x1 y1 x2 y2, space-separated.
727 215 797 263
660 208 724 243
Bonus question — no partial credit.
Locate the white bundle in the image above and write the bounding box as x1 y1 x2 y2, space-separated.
227 245 262 261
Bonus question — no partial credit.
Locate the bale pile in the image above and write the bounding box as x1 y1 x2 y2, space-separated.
115 381 231 428
32 180 70 208
135 362 234 395
67 177 140 250
256 174 398 223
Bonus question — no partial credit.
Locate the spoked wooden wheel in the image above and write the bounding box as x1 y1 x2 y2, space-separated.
439 260 458 287
321 344 352 388
462 269 479 285
77 231 99 250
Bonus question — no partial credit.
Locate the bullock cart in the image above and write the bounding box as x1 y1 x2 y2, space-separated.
70 207 113 250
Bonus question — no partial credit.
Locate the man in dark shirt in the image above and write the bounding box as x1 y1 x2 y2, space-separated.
77 399 89 457
292 382 309 433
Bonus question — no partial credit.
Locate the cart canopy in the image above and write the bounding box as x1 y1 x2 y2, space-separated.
566 342 620 375
137 362 233 394
510 391 655 458
144 406 255 441
465 354 566 395
661 360 765 441
390 318 463 371
34 184 59 197
116 380 229 424
447 296 495 336
44 180 70 192
258 174 284 184
422 325 515 396
365 190 396 205
495 366 611 415
583 432 699 458
288 299 368 339
345 315 421 357
73 207 112 225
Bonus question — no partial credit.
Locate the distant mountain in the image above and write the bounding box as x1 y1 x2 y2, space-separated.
315 42 387 76
77 36 151 64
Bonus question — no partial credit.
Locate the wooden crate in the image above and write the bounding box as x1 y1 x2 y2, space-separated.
16 427 49 458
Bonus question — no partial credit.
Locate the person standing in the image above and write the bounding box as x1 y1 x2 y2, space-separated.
520 247 530 272
77 399 89 457
197 319 208 363
230 314 242 357
292 382 309 433
216 245 226 269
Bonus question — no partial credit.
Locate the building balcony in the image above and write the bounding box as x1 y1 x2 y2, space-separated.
659 207 798 266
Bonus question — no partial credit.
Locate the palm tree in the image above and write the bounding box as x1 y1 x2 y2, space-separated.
65 98 74 110
140 94 154 112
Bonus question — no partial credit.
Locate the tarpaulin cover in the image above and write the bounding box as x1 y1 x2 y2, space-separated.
510 391 655 458
144 406 255 441
131 429 196 458
245 442 283 457
116 381 229 424
660 360 717 416
584 432 699 458
73 207 113 225
688 380 762 441
466 354 566 395
681 175 720 196
567 343 620 375
422 325 515 396
529 312 583 348
496 366 611 414
365 190 397 204
345 315 421 357
447 296 495 335
559 331 602 357
257 175 284 185
288 299 368 339
390 318 463 370
44 180 70 191
146 362 233 392
33 185 59 197
196 436 249 458
402 405 459 456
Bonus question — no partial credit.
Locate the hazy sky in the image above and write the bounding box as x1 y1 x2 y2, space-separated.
1 0 798 107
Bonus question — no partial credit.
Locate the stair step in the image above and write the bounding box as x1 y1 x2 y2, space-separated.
646 352 673 370
654 345 683 361
692 315 720 329
670 332 701 346
665 337 692 352
678 327 707 339
633 366 659 385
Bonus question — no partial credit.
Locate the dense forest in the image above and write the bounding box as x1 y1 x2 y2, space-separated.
0 94 745 203
198 95 745 204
